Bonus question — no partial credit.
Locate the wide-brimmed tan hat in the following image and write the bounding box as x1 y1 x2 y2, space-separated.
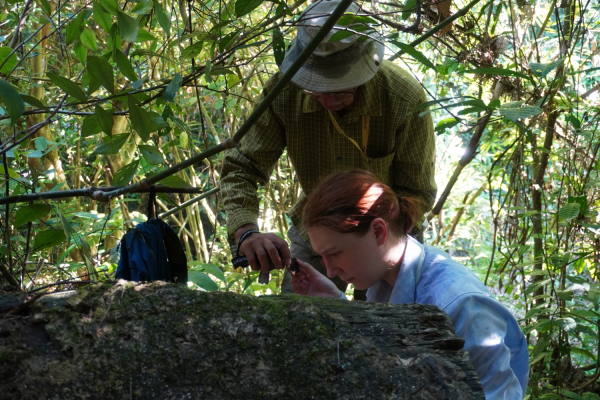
280 0 385 92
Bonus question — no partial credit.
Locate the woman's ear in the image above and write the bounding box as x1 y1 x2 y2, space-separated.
370 218 388 246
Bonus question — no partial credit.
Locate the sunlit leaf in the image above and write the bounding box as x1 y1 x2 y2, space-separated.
188 270 219 291
463 67 530 81
14 204 52 226
93 133 130 154
559 203 580 221
33 229 67 251
131 1 153 14
163 73 182 102
329 30 355 42
37 0 51 15
65 12 85 45
402 0 417 20
80 29 98 52
87 56 114 93
0 47 18 75
112 159 139 186
93 1 113 31
556 317 577 332
529 60 563 78
435 117 459 133
99 0 119 15
153 0 171 35
0 78 25 124
499 104 542 122
136 29 157 42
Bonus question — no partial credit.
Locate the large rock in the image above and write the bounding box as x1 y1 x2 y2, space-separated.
0 281 483 399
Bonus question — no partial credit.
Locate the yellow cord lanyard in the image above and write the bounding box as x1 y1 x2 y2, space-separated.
328 111 370 158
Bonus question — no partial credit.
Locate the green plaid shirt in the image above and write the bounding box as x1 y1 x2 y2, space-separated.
221 60 436 241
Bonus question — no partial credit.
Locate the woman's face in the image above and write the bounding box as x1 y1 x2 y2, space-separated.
308 224 387 290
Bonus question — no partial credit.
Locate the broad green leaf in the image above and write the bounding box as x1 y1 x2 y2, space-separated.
559 203 580 221
328 30 355 42
93 132 129 154
0 78 25 124
413 97 454 112
391 41 436 71
93 1 112 32
153 0 171 35
73 41 88 63
530 60 563 78
158 174 192 189
499 104 542 122
189 262 226 282
567 195 587 214
33 229 67 251
112 159 139 186
136 29 157 42
463 67 530 81
82 114 102 137
14 204 52 226
218 31 239 52
163 73 182 102
34 137 47 151
21 94 49 111
556 289 574 301
435 117 459 133
65 12 85 45
37 0 51 15
402 0 417 20
0 47 18 75
235 0 263 17
47 73 87 101
129 101 153 141
80 29 98 52
131 1 153 14
139 144 164 165
181 41 204 59
87 56 114 93
114 50 138 81
118 12 139 43
188 270 219 291
0 166 20 183
95 106 114 136
556 317 577 332
99 0 119 15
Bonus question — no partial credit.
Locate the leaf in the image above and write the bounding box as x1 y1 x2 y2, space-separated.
391 41 436 71
153 0 171 35
93 132 130 154
463 67 530 81
118 12 139 43
114 50 138 81
556 317 577 332
81 114 103 137
131 1 153 14
73 41 88 63
188 270 219 291
205 60 212 84
80 29 98 52
47 73 87 102
14 204 52 226
95 106 114 136
435 117 459 133
37 0 51 15
328 30 355 42
112 160 139 186
181 41 204 59
158 174 192 189
34 137 47 152
136 29 157 42
272 27 285 67
499 104 542 122
567 195 587 215
65 12 85 45
139 145 164 165
93 1 113 32
402 0 417 20
0 78 25 125
559 203 580 221
129 101 154 141
87 56 114 93
163 73 182 102
189 262 227 282
0 47 18 75
33 229 67 251
21 94 49 111
235 0 263 17
530 60 563 78
99 0 119 15
413 97 454 112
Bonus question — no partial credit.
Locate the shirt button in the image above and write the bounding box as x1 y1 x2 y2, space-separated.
336 156 342 162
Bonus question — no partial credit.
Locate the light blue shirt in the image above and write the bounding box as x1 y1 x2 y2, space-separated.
366 237 529 399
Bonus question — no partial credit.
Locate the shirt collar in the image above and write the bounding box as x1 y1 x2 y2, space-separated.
300 73 382 117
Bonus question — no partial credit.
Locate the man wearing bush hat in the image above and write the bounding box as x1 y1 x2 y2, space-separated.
221 0 436 296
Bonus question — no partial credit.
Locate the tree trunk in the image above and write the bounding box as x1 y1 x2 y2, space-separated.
0 282 484 399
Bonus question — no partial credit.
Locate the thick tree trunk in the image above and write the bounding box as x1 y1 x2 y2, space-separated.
0 282 484 399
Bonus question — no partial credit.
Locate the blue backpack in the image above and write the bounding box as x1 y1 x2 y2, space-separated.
115 191 188 284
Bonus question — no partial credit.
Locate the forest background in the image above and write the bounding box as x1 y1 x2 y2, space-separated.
0 0 598 397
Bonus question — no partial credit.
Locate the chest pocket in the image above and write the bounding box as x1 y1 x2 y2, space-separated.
365 152 394 185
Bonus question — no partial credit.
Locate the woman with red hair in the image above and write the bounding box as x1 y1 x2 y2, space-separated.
292 169 529 400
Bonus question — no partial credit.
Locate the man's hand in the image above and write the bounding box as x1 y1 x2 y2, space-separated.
291 260 342 298
235 224 291 277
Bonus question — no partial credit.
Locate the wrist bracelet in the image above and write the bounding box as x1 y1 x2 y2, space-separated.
231 229 261 268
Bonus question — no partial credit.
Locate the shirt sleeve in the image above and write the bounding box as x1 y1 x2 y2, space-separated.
220 83 286 236
390 88 437 231
443 293 527 400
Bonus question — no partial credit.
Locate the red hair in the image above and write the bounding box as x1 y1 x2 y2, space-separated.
302 170 419 237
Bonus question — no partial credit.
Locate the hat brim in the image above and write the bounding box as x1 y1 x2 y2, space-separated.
280 34 385 92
